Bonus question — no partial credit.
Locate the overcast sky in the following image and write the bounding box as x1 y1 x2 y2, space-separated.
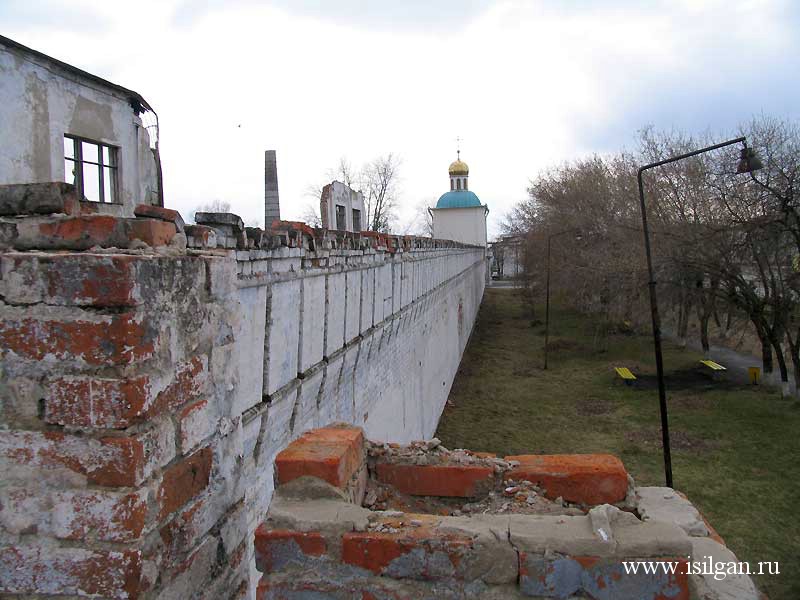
3 0 799 237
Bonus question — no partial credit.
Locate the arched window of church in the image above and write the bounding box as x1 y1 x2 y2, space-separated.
457 179 462 190
451 179 455 191
463 178 468 190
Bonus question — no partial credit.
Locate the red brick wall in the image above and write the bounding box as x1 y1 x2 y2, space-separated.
0 251 248 599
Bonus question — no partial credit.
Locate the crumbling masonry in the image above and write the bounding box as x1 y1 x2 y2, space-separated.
0 183 485 598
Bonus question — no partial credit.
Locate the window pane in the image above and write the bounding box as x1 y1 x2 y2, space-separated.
103 167 116 203
64 159 77 185
82 141 99 163
83 163 100 202
64 137 74 159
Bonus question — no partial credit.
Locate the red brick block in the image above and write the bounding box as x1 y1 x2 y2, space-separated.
254 527 327 573
179 398 217 453
51 489 148 542
0 312 155 366
128 218 177 247
342 527 472 580
0 253 141 307
134 204 185 231
275 426 364 489
44 356 207 429
0 487 149 543
374 463 495 498
506 454 629 505
157 447 213 520
184 224 217 249
0 545 142 598
45 375 149 428
159 497 209 568
152 356 208 418
28 215 134 251
0 430 152 488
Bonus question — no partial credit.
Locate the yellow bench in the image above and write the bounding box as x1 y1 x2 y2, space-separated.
700 359 726 380
700 360 726 371
614 367 636 385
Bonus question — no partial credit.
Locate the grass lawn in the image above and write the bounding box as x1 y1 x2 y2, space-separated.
435 287 799 600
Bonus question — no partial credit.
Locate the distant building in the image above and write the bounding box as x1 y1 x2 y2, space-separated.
430 153 488 246
320 180 366 232
0 34 161 215
490 233 525 278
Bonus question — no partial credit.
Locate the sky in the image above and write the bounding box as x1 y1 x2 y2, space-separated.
3 0 799 238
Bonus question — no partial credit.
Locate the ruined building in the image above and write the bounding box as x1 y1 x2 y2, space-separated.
320 180 366 232
0 35 162 213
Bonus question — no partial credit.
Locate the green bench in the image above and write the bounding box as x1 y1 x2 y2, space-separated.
614 367 637 385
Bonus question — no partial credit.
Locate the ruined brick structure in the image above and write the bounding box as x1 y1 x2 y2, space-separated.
256 425 759 600
0 183 486 598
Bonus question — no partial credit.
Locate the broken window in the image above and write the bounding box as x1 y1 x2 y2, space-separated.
352 208 361 232
335 204 346 230
64 135 118 203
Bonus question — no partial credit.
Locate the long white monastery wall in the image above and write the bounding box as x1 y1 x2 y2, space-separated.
228 243 486 562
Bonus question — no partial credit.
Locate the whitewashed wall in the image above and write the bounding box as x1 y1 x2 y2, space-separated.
226 245 485 576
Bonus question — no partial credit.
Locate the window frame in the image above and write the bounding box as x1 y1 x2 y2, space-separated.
352 208 361 232
335 204 347 230
64 134 120 204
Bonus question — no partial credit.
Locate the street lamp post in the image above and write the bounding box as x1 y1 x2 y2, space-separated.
637 136 762 489
544 228 581 370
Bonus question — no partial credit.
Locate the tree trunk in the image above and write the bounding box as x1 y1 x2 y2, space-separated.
754 322 774 375
786 330 800 399
699 313 711 354
677 293 690 348
770 336 790 397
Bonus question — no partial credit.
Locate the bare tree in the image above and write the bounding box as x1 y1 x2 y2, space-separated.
362 153 401 232
304 156 359 203
402 198 435 236
306 154 400 232
300 204 322 228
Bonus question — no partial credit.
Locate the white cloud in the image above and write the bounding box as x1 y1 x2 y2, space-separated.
3 0 797 237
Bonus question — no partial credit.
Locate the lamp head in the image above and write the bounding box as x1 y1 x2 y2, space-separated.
736 146 764 174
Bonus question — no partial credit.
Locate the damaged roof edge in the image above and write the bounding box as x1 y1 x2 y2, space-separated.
0 33 153 115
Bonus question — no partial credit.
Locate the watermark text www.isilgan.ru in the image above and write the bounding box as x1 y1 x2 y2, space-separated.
623 557 780 581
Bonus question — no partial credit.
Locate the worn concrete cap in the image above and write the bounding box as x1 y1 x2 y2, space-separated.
266 496 371 535
689 537 759 600
614 518 692 557
509 514 616 557
438 515 518 584
195 212 244 231
637 486 710 537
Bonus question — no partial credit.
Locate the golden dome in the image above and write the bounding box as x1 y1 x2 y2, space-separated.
448 159 469 176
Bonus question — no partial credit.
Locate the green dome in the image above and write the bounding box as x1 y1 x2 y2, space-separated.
436 190 482 209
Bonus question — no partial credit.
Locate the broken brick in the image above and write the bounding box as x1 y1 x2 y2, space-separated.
506 453 629 505
134 204 185 232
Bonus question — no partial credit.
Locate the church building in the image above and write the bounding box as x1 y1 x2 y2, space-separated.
430 152 488 247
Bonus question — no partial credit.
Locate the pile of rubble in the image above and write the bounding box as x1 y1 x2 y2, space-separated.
365 438 587 517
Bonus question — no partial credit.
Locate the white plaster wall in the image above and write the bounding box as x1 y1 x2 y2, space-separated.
0 44 159 214
232 245 486 598
432 206 489 247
